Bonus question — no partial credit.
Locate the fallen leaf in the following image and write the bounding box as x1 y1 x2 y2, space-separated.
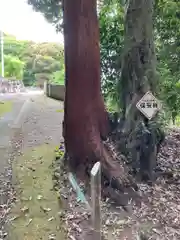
40 206 51 213
28 166 36 171
9 215 21 221
21 206 29 213
48 234 56 239
25 218 32 226
37 195 43 200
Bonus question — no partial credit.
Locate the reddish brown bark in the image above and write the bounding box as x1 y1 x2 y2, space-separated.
63 0 109 168
62 0 138 203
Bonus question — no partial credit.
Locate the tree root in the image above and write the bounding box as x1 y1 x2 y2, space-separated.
99 142 140 207
102 186 130 210
66 138 140 207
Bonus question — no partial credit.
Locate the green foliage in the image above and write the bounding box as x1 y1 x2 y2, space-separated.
28 0 63 32
159 64 180 120
99 0 124 111
0 55 24 80
32 55 60 74
3 34 29 57
50 68 65 85
23 69 34 86
155 0 180 122
3 34 64 86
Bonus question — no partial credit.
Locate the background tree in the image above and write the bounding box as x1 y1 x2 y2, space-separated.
3 33 64 86
0 55 24 80
50 67 65 85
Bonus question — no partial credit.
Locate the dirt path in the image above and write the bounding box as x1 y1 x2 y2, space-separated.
20 95 64 148
0 95 65 239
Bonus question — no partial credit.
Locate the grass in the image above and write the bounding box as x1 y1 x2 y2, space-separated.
0 100 12 116
9 145 66 240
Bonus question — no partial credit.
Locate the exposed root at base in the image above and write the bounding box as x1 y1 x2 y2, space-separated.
66 138 140 207
100 142 140 207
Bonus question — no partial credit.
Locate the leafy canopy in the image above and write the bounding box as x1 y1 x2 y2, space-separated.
3 33 64 86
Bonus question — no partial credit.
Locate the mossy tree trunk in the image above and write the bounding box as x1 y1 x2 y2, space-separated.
119 0 162 181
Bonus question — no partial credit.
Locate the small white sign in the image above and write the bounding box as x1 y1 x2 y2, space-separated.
136 91 161 120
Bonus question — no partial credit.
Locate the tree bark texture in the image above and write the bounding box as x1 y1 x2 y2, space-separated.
63 0 138 204
63 0 109 169
119 0 162 181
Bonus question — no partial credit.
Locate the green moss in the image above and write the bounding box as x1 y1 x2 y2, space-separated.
0 101 12 116
9 145 66 240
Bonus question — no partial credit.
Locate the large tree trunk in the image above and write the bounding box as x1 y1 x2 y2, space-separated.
119 0 163 181
63 0 138 204
63 0 109 168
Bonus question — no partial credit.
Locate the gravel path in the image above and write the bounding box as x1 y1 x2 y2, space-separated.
0 94 64 239
21 95 63 149
0 94 30 238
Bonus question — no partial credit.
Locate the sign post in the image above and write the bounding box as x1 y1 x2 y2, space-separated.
91 161 101 239
136 91 162 120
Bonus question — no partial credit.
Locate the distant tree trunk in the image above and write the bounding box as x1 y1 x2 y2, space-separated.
63 0 138 203
119 0 162 181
